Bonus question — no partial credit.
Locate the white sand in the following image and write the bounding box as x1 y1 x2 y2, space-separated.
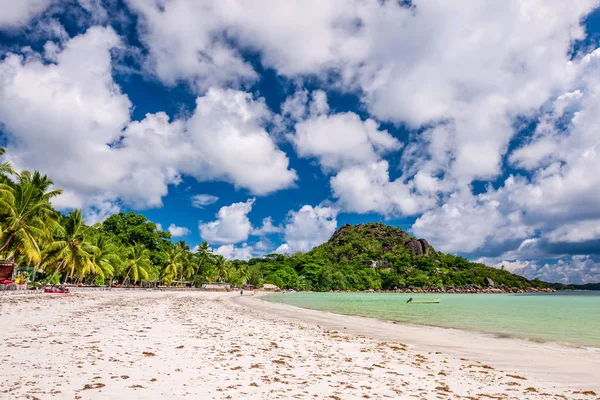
0 291 598 400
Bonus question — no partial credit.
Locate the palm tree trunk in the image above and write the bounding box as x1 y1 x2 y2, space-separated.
0 232 15 253
45 261 64 286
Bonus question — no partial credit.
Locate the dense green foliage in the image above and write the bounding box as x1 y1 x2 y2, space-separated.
249 223 547 291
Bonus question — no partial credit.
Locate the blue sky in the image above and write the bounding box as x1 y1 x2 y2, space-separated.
1 1 600 283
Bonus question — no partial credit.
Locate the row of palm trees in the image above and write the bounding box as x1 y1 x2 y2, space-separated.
0 148 255 287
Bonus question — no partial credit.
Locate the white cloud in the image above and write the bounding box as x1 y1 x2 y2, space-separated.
168 223 191 237
545 219 600 244
288 90 401 172
124 0 597 190
251 217 282 236
182 88 297 195
214 243 254 261
412 187 534 253
83 200 122 225
0 29 296 215
199 199 255 245
125 0 257 92
0 26 135 209
480 256 600 285
0 0 54 28
254 240 270 252
191 194 219 208
331 161 436 217
155 223 163 232
276 205 338 254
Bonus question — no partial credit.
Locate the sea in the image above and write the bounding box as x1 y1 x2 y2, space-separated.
265 291 600 348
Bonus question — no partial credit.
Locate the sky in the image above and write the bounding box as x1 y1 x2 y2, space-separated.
1 0 600 284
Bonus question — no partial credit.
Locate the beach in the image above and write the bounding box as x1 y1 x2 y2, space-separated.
1 291 599 400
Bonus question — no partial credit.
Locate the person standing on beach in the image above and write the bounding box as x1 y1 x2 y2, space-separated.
240 289 244 296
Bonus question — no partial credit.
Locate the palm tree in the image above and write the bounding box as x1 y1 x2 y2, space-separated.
175 241 194 282
0 147 15 181
236 263 251 285
194 241 212 277
89 235 121 283
124 243 151 285
40 210 98 285
163 246 184 285
0 171 61 264
214 255 230 282
200 264 219 284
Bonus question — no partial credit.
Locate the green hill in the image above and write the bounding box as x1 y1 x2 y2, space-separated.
250 222 548 292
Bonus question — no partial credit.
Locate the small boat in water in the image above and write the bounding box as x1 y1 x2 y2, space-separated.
407 298 439 304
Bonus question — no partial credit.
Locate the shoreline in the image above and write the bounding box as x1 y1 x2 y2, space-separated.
233 292 600 392
254 292 600 351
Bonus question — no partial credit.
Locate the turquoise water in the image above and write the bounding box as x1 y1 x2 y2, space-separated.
265 292 600 348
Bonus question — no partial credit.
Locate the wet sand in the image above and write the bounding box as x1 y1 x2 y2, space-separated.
0 291 598 399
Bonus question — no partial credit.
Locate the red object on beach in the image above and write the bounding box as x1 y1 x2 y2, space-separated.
44 287 70 294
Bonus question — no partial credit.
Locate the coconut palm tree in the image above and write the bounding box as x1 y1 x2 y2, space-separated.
89 235 121 283
194 241 212 277
214 255 230 282
162 246 184 285
0 171 61 264
235 263 251 285
0 147 15 182
40 209 98 285
200 263 219 284
124 243 151 285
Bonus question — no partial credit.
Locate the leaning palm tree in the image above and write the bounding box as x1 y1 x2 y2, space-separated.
0 172 61 264
124 243 151 285
40 210 98 285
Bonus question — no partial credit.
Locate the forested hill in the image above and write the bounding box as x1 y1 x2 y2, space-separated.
253 222 548 292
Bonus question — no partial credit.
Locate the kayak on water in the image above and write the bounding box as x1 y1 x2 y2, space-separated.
406 297 440 304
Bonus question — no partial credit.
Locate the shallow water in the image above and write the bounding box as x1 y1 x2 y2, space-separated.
266 291 600 348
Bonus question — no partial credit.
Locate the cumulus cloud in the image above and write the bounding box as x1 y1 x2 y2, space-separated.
275 205 338 254
412 187 534 253
199 199 255 245
545 219 600 244
0 29 296 214
182 89 297 195
480 256 600 285
287 90 402 172
168 224 191 237
125 0 257 92
213 243 254 261
331 161 436 217
125 0 597 188
251 217 282 236
0 0 54 29
191 194 219 208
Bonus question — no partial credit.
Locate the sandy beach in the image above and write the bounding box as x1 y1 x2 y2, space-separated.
1 291 599 400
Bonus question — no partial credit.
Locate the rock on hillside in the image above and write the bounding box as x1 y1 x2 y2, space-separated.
324 222 433 257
